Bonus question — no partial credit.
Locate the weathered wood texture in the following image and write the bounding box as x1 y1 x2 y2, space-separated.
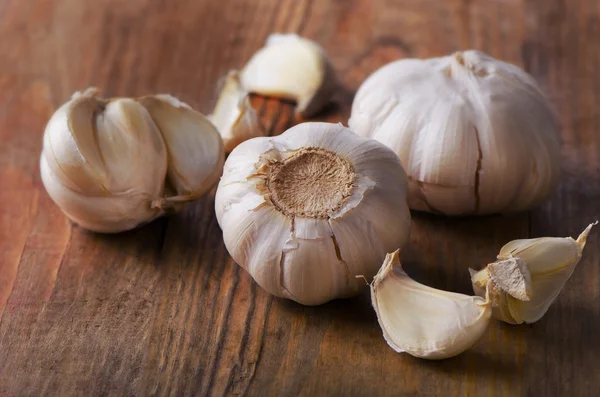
1 0 599 396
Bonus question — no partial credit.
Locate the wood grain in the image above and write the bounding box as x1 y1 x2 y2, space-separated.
1 0 599 396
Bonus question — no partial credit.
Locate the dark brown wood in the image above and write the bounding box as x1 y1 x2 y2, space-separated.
1 0 599 395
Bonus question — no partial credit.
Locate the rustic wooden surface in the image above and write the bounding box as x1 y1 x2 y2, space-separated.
1 0 599 396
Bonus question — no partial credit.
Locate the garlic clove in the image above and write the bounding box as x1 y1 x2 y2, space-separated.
209 71 265 152
95 98 168 196
470 223 596 324
40 153 162 232
43 88 112 194
372 250 492 360
221 201 294 299
239 34 334 117
139 95 224 200
281 218 353 305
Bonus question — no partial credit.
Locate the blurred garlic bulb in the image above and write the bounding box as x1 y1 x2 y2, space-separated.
41 88 224 233
470 222 596 324
215 122 411 305
349 50 561 215
240 33 335 117
371 250 492 360
209 71 264 152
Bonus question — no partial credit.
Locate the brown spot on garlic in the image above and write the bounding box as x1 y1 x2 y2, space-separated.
267 148 355 218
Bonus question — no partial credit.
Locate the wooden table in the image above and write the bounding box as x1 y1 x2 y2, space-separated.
1 0 599 395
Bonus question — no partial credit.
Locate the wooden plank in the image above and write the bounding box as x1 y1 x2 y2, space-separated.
0 0 598 395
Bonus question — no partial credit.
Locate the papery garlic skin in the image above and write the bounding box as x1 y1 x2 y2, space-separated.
371 250 491 360
140 94 224 200
215 122 411 305
240 34 334 117
209 71 265 152
470 223 596 324
349 50 561 215
41 88 224 233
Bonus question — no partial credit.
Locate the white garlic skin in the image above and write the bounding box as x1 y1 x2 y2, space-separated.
41 89 224 233
215 122 411 305
349 50 561 215
140 94 225 199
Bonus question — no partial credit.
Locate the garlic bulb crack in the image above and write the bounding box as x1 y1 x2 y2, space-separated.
215 122 411 305
371 250 492 360
349 50 561 215
41 88 224 233
470 222 596 324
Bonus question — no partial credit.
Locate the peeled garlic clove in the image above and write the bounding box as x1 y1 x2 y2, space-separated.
139 94 224 200
215 122 411 305
470 223 596 324
239 34 334 117
372 250 492 360
349 50 561 215
208 71 264 152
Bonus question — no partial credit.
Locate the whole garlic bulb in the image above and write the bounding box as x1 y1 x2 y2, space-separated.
215 122 411 305
349 50 561 215
41 88 224 233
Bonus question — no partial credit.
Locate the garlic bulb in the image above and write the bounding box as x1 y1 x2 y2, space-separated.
470 222 596 324
240 34 334 117
209 71 264 152
349 50 561 215
371 250 492 360
215 122 411 305
41 88 224 233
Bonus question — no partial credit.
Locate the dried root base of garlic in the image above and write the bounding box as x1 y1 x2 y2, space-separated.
470 222 596 324
41 88 224 233
211 34 335 152
371 250 492 360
